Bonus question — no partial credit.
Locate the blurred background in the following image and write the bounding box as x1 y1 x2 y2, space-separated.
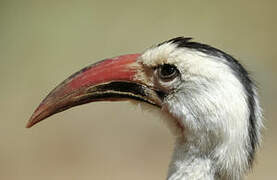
0 0 276 179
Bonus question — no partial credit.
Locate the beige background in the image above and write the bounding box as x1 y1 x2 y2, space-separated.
1 0 276 179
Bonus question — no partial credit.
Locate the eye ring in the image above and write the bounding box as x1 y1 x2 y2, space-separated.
158 64 179 81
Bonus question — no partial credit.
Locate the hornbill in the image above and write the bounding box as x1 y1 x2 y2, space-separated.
27 37 263 180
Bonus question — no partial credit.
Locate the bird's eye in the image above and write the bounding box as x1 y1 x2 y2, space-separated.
158 64 179 80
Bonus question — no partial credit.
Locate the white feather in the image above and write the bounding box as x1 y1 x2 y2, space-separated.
136 41 263 180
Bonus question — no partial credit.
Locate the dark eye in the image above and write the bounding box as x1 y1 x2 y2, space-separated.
158 64 179 80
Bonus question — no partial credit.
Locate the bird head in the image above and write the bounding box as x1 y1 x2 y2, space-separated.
27 37 262 179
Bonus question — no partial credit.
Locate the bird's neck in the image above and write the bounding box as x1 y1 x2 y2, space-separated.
167 137 217 180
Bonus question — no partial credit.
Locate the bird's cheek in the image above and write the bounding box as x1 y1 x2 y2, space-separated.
159 99 186 135
153 77 181 96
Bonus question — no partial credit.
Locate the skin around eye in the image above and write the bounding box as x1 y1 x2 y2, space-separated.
158 64 179 80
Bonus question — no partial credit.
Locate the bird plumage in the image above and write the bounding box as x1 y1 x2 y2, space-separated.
139 37 263 179
27 37 263 180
